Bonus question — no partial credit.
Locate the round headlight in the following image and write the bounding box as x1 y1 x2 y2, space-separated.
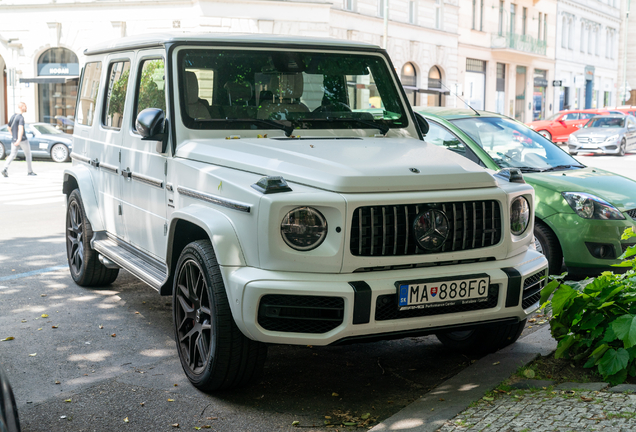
280 207 328 251
510 196 530 236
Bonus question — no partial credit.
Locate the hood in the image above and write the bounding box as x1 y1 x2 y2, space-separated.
525 167 636 211
41 133 73 144
572 127 624 138
527 120 554 129
175 137 498 193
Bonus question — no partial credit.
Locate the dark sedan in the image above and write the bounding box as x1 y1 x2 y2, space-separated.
0 122 73 163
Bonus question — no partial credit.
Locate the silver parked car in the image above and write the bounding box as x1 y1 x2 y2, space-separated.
568 114 636 156
0 122 73 163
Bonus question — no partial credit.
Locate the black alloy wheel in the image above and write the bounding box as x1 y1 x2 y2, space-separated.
619 138 626 156
534 221 563 275
65 190 119 286
174 257 214 377
173 240 267 391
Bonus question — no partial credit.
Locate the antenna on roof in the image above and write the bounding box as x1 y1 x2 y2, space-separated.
438 81 480 117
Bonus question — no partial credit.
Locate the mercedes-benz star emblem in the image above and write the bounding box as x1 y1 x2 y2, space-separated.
413 209 450 251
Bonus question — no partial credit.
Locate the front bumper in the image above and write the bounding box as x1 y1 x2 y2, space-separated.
568 142 620 154
221 249 548 345
545 212 636 270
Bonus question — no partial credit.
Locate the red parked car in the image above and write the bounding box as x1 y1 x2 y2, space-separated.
527 108 623 142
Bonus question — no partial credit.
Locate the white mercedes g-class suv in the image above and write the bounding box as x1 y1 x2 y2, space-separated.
64 33 548 391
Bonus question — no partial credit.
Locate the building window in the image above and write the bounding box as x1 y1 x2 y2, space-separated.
539 12 543 41
580 23 586 53
522 7 527 35
465 58 486 110
588 27 594 54
544 14 548 42
568 17 574 49
510 4 516 35
495 63 506 115
37 47 80 134
427 66 444 107
498 1 504 35
409 1 417 24
401 62 417 105
378 0 385 17
344 0 354 11
480 0 484 31
561 16 567 47
472 0 477 29
435 0 442 29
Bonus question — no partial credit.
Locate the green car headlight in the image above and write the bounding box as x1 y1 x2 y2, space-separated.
280 207 328 251
510 196 530 235
562 192 625 220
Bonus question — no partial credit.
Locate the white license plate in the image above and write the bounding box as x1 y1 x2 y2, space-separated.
397 275 490 311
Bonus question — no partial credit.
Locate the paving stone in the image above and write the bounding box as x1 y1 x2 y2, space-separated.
508 379 556 389
608 384 636 393
554 382 609 391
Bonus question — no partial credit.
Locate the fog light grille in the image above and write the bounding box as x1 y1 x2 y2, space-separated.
522 270 547 309
258 295 344 334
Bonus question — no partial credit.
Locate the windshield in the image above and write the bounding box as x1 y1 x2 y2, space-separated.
546 113 561 121
177 49 407 132
450 116 582 171
32 123 63 134
584 117 625 128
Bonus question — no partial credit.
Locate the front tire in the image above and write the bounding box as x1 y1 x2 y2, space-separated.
50 143 70 163
66 189 119 286
173 240 267 392
534 221 563 275
538 130 552 141
619 138 626 156
436 320 526 354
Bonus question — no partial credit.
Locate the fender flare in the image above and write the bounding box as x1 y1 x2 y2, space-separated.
62 166 104 232
166 204 247 271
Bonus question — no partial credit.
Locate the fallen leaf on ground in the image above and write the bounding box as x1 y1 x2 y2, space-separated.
40 294 47 297
29 353 37 357
140 402 145 406
523 369 536 379
171 423 179 428
21 320 26 323
483 397 494 401
332 392 339 397
41 314 48 318
528 318 536 323
492 361 500 365
206 417 217 420
37 328 42 331
55 381 60 385
167 399 174 402
135 312 140 314
111 334 116 337
1 337 15 341
52 326 58 329
292 420 300 426
581 396 594 402
124 417 129 423
99 325 104 329
64 398 71 403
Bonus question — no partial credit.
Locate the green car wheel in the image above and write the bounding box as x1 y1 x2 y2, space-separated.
534 222 563 275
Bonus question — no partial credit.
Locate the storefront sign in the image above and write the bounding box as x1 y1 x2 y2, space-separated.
584 65 595 81
534 77 548 87
37 62 79 76
552 80 562 87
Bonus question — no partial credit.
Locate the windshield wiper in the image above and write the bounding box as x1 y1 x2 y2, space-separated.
295 117 390 135
542 164 585 172
218 118 294 137
514 167 547 173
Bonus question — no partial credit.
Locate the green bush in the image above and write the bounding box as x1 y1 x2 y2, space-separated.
541 227 636 385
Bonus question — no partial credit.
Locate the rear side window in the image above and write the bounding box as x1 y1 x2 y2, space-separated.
134 58 166 129
103 60 131 129
76 62 102 126
580 113 596 119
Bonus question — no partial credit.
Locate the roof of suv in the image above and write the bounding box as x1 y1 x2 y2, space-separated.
84 32 381 55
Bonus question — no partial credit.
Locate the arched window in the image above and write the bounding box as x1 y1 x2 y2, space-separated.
561 16 568 48
401 62 417 106
37 48 79 134
427 66 444 107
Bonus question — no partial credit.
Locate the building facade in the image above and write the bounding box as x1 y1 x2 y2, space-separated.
0 0 460 129
617 0 635 105
457 0 557 123
554 0 621 112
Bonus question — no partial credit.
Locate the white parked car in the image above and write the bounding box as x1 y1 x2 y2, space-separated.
63 33 548 391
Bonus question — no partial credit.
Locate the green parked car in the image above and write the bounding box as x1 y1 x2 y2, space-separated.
415 107 636 276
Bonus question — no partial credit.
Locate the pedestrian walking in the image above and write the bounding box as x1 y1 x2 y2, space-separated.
1 102 36 177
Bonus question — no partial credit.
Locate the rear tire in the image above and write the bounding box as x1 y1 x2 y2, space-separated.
619 139 626 156
435 320 526 354
173 240 267 392
0 143 6 160
538 130 552 141
50 143 70 163
66 189 119 286
568 151 578 156
534 221 563 275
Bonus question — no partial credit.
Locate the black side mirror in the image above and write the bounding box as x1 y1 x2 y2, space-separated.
415 114 430 136
136 108 168 153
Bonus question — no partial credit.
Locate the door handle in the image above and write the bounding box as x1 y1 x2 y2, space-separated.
121 168 132 178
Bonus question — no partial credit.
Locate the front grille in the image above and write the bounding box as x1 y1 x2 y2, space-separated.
626 209 636 220
375 284 499 321
350 200 502 257
521 270 547 309
354 257 496 273
258 295 344 334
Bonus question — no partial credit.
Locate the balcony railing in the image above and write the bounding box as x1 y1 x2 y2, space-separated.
491 32 547 56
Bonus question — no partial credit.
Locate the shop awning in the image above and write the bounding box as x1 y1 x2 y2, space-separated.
20 76 79 84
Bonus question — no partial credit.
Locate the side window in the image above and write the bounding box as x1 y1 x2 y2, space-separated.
103 60 131 129
580 113 595 119
76 62 102 126
561 113 579 120
134 58 166 129
426 121 467 155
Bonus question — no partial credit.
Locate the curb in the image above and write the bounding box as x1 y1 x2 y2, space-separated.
370 325 557 432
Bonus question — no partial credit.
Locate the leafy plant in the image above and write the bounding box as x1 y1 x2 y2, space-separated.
541 227 636 385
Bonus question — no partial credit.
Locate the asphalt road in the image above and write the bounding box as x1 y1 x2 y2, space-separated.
1 151 634 432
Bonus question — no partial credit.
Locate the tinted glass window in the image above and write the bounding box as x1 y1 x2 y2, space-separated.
134 58 166 129
77 62 102 127
103 61 131 129
451 116 581 171
580 113 596 119
33 124 62 134
426 121 466 156
584 117 625 128
177 49 406 131
561 113 579 120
